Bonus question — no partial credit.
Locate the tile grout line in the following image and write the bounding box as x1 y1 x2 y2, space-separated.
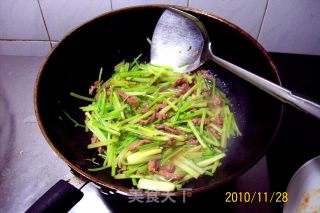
36 0 53 48
257 0 269 41
110 0 113 10
0 39 50 42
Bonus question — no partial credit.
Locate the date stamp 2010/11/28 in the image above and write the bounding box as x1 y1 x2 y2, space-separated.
225 191 288 203
127 189 288 204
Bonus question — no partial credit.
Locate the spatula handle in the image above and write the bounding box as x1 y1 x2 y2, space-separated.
210 53 320 119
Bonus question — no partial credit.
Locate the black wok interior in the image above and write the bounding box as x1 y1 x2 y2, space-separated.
35 6 282 195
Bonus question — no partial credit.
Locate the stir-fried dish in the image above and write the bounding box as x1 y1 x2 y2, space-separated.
69 56 240 192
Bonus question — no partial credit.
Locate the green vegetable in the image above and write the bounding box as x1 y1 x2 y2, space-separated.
137 179 175 192
69 56 240 192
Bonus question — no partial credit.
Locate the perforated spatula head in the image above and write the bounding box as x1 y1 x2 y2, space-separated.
150 8 209 73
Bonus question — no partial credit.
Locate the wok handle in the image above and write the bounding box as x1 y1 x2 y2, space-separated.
25 180 84 213
209 51 320 119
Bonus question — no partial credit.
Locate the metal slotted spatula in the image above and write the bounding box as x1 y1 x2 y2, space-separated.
150 8 320 119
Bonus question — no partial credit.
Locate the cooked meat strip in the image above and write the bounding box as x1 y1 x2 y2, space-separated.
192 117 201 125
215 116 223 127
185 139 199 145
173 77 189 88
156 102 167 111
205 118 211 125
141 107 150 114
213 96 222 106
139 112 156 125
155 124 184 135
175 83 190 97
172 77 191 97
91 135 98 144
164 164 176 173
197 70 213 81
188 108 197 113
117 91 129 99
166 111 174 118
89 80 99 95
208 126 221 140
97 146 105 154
91 135 105 154
202 88 212 98
95 82 111 98
128 140 152 151
158 170 185 180
156 113 166 120
117 91 139 107
167 138 176 145
148 160 160 173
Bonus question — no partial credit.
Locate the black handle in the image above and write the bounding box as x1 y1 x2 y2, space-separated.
26 180 84 213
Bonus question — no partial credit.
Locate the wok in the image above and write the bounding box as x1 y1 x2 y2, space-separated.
31 5 283 212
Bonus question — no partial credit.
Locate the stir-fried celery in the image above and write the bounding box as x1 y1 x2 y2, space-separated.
70 56 241 192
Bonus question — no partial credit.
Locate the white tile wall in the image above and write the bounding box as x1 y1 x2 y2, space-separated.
38 0 111 41
258 0 320 55
112 0 187 10
0 0 48 40
1 0 320 56
0 41 51 57
51 41 59 48
189 0 268 39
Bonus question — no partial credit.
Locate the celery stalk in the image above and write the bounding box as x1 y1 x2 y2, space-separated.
173 159 200 179
187 121 207 148
197 153 226 167
126 148 162 165
137 179 175 192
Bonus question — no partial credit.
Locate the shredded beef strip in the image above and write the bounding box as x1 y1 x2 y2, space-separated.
148 160 160 173
213 96 222 106
128 140 152 151
197 70 213 81
175 83 190 97
117 91 139 107
185 139 199 145
192 117 201 125
156 113 166 120
208 126 221 140
158 170 185 180
139 112 156 125
215 116 223 127
156 102 167 111
167 138 176 145
155 124 184 135
89 80 100 95
141 107 150 114
164 164 176 173
202 88 212 98
188 108 197 113
205 118 211 125
173 77 189 88
94 82 111 99
173 77 191 97
91 135 105 154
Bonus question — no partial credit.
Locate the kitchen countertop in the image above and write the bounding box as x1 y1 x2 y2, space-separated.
0 56 71 213
0 53 319 213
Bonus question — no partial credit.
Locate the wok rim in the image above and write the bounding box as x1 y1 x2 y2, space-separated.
34 5 283 197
